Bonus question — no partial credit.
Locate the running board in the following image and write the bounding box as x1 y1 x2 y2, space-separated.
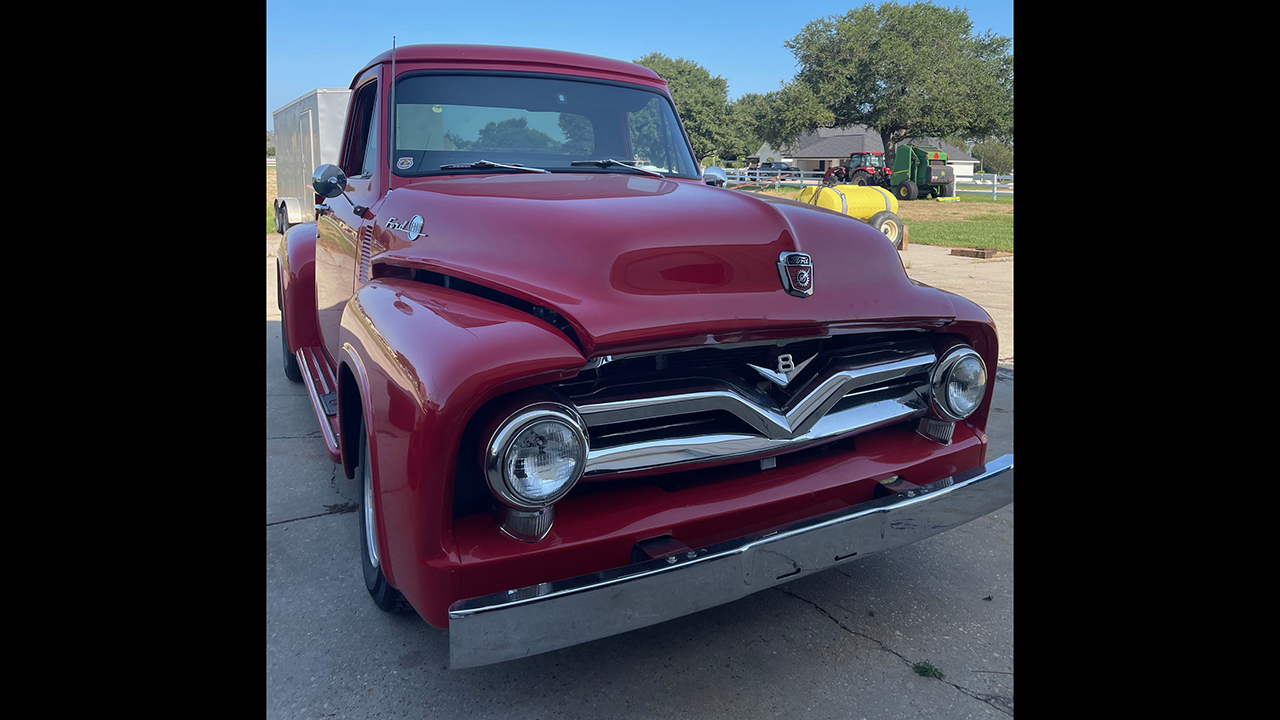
295 346 342 463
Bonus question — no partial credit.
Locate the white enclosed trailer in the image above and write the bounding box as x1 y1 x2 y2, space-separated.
272 88 351 232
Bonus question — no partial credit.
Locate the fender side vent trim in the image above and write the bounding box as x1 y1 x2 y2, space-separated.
392 267 583 353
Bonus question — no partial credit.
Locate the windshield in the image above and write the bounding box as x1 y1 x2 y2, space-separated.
853 154 883 168
391 73 699 178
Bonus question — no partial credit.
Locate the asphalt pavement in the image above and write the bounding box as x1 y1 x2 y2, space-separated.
266 236 1014 719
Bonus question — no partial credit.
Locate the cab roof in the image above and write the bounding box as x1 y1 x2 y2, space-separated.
358 44 664 85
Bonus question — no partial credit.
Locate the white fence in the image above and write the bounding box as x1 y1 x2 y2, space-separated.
720 168 1013 196
266 158 277 166
965 173 1014 198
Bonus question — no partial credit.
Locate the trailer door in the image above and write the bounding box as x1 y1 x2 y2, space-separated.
299 108 315 177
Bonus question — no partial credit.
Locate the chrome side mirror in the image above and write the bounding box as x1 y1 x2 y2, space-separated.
311 164 368 216
311 164 348 198
703 166 727 187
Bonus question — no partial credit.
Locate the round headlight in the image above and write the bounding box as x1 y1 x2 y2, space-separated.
485 403 588 508
931 347 988 421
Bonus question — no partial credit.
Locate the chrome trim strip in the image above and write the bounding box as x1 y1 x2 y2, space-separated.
447 454 1014 668
584 391 926 476
296 348 339 453
577 353 934 440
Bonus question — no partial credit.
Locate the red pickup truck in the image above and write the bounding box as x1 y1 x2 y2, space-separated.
276 44 1014 669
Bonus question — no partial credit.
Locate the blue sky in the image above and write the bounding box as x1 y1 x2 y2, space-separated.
266 0 1013 131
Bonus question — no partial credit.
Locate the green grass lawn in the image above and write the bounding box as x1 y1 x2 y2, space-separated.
906 216 1014 252
267 205 276 234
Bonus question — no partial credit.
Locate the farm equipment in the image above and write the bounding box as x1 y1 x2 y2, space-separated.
798 184 905 250
890 144 955 201
822 152 891 187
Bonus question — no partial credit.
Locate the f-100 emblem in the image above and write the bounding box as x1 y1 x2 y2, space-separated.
777 252 813 297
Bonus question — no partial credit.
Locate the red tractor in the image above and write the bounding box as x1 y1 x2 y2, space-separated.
823 151 892 187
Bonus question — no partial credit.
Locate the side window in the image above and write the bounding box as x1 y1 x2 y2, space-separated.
360 96 379 176
342 82 378 177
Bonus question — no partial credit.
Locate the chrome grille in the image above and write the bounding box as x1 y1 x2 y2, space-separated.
556 334 936 478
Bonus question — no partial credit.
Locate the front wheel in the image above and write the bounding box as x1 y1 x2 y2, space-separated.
280 311 303 383
867 211 904 250
359 421 412 613
896 180 918 201
848 171 871 186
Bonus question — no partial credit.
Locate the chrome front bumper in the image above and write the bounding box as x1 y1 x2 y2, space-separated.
448 454 1014 668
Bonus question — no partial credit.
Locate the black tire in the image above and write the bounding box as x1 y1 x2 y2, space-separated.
848 171 871 186
277 204 290 234
359 419 412 613
867 211 904 251
281 311 303 383
941 182 956 198
896 180 918 201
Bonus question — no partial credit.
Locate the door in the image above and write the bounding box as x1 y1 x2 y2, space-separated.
314 79 381 364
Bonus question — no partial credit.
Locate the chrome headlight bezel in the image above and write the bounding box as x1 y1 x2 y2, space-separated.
929 346 988 421
484 402 589 509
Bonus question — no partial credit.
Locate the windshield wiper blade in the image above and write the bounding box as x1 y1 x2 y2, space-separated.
570 158 664 178
439 159 550 174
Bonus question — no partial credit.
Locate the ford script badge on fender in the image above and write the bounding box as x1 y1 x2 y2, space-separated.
385 215 425 241
777 252 814 297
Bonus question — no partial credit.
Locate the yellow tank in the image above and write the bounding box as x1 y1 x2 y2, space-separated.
797 185 898 220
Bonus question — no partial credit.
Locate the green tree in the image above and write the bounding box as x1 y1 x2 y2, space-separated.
722 92 771 161
634 53 732 160
941 134 972 154
755 83 834 157
558 113 595 156
446 118 563 152
765 2 1013 165
970 140 1013 175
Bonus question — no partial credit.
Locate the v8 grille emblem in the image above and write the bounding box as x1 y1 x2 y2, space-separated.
747 352 817 388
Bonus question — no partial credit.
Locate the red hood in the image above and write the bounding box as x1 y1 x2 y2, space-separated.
368 173 958 356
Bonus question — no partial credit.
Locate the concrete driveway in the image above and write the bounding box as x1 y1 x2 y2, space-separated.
266 236 1014 718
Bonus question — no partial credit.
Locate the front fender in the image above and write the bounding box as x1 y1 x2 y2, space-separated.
336 278 586 627
277 223 321 351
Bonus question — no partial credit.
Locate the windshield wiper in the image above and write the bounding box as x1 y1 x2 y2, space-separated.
570 158 664 178
439 159 550 174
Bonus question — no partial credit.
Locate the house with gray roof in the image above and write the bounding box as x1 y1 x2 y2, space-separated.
750 125 979 180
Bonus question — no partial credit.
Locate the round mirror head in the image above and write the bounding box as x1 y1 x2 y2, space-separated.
703 166 728 187
311 164 348 199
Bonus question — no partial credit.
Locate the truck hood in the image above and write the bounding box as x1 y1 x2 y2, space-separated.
370 173 959 356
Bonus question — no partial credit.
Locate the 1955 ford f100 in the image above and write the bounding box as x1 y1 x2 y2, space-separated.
275 44 1014 669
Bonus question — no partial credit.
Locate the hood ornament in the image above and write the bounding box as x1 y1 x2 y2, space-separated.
777 252 813 297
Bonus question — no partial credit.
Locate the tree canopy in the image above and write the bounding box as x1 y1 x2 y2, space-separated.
970 140 1014 175
763 2 1013 163
635 53 736 162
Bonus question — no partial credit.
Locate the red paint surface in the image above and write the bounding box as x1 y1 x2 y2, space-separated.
277 46 1002 628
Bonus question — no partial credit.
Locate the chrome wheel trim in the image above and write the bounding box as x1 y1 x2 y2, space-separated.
363 443 380 569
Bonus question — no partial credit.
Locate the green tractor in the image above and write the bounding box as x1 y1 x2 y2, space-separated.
890 144 956 201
